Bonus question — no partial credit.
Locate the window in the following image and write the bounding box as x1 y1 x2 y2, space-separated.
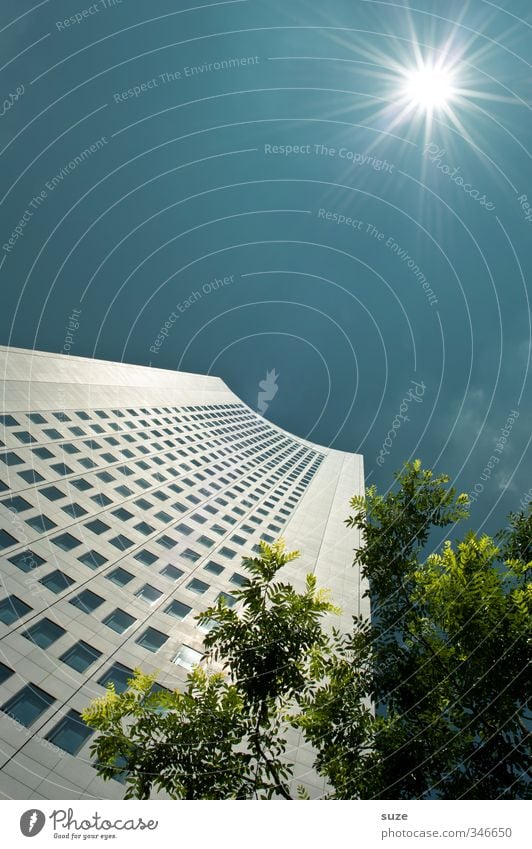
136 627 168 653
0 661 14 684
0 414 18 427
70 478 92 492
91 493 112 507
109 534 134 551
22 618 66 648
103 608 136 633
0 594 33 625
160 564 184 582
45 709 93 755
96 471 114 483
8 549 45 572
112 507 133 522
52 532 81 551
135 521 155 536
134 549 158 566
164 599 192 620
61 503 88 519
155 510 172 523
135 498 152 511
106 567 134 587
39 485 65 501
135 584 162 604
204 560 224 576
40 570 75 594
197 535 214 548
230 534 247 546
25 514 56 533
219 546 236 559
187 577 209 595
98 662 134 694
69 589 104 614
217 591 236 608
60 442 80 455
84 518 109 535
50 462 74 476
173 645 202 671
0 495 31 512
0 451 24 466
1 684 55 727
77 550 108 569
156 534 177 549
0 528 17 549
32 446 54 459
115 485 133 497
60 641 102 673
230 572 248 588
27 412 47 424
19 469 44 483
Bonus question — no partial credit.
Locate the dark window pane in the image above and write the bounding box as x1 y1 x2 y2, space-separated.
39 485 65 501
69 590 104 614
0 451 24 466
136 627 168 653
8 549 45 572
1 684 55 727
108 534 133 551
51 533 81 551
84 518 109 535
134 549 157 566
22 618 66 648
45 709 93 755
106 568 134 587
164 600 192 620
0 528 17 549
0 495 31 512
25 514 56 533
60 641 102 673
0 594 33 625
39 570 75 594
160 564 184 581
18 469 44 483
187 578 209 594
103 609 135 633
98 662 134 693
77 550 107 570
0 661 14 684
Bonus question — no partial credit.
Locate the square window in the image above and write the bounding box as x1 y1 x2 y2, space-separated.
0 495 32 513
112 507 134 522
115 484 133 497
8 549 45 572
176 523 193 535
27 413 47 424
197 535 214 548
62 502 88 519
45 709 93 755
96 471 115 483
77 550 108 570
136 627 168 653
18 469 45 484
187 577 209 594
22 617 66 648
60 641 102 673
70 478 92 492
25 514 57 533
135 521 155 536
50 462 73 476
0 414 18 427
52 532 81 551
0 661 14 685
134 549 157 566
106 567 134 587
181 548 200 563
135 584 162 604
219 546 236 559
76 411 90 420
164 599 192 620
39 570 75 594
1 684 55 727
191 513 207 525
85 518 109 535
160 564 184 582
155 510 172 523
39 485 65 501
204 560 224 576
98 662 134 693
91 493 113 507
172 502 187 513
217 591 236 608
135 497 152 511
173 645 202 671
60 442 80 455
156 534 177 550
14 431 36 444
31 446 54 460
69 589 104 614
103 608 136 633
0 528 17 549
109 534 134 551
0 594 33 625
0 451 24 466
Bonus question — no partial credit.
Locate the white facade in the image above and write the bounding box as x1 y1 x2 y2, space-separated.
0 346 366 800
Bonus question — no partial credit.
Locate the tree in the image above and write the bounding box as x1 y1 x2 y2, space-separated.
83 463 531 799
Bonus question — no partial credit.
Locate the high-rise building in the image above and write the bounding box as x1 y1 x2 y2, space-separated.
0 346 366 800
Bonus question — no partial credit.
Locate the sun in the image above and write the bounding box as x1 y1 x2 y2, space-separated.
403 62 456 110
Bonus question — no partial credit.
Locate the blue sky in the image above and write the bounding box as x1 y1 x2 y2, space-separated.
1 0 530 536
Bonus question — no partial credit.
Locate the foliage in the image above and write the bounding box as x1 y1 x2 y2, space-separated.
84 466 531 799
